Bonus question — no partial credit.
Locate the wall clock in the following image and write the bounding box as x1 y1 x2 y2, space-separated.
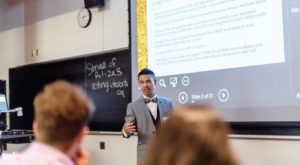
77 8 92 28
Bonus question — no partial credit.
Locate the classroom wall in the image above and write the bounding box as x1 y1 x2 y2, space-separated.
230 136 300 165
23 0 128 63
0 0 25 82
83 133 137 165
2 0 300 165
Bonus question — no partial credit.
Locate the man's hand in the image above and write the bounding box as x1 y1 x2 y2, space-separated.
124 121 136 135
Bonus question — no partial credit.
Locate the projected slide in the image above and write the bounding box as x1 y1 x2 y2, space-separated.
131 0 300 121
147 0 285 76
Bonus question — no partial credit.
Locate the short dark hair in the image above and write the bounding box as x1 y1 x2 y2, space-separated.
138 68 156 80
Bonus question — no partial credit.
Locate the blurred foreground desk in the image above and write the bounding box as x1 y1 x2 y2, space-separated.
0 131 34 152
0 134 33 141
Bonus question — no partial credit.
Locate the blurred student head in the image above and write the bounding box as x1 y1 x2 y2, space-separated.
33 80 95 152
144 104 238 165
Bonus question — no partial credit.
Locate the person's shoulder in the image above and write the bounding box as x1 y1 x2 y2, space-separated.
157 96 172 102
0 154 24 165
129 97 144 105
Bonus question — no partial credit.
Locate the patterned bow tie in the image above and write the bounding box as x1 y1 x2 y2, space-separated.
144 97 157 103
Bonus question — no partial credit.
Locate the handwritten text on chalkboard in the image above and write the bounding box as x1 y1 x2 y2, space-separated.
86 57 128 97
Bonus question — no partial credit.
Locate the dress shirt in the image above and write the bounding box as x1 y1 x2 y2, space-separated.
0 141 74 165
143 95 158 120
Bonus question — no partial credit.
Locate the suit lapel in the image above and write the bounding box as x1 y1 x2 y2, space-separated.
157 96 164 121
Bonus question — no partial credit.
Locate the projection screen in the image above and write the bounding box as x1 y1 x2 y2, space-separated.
130 0 300 122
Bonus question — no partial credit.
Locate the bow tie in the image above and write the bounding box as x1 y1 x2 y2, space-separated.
144 97 157 103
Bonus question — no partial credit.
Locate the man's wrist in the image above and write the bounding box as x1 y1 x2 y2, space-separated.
122 128 129 137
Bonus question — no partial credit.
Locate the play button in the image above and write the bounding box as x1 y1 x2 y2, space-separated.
178 91 188 104
218 88 230 102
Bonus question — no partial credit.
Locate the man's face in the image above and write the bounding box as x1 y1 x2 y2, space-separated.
138 74 156 97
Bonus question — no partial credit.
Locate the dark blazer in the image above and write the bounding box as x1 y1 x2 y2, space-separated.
123 96 173 165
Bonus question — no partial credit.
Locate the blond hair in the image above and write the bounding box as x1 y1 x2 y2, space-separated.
33 80 94 149
144 104 238 165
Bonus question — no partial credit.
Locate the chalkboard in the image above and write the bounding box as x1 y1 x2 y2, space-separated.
0 80 6 128
9 48 131 131
85 49 131 131
0 80 5 94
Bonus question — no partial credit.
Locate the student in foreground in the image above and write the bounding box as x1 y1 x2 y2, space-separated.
0 80 95 165
144 104 238 165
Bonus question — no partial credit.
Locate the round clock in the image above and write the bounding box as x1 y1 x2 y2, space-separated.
77 8 92 28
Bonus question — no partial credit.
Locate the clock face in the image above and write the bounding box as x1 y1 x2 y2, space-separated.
77 8 91 28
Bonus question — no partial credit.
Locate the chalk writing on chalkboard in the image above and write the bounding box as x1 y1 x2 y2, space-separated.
86 57 129 98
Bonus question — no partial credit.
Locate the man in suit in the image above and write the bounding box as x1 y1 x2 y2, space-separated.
122 68 173 165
